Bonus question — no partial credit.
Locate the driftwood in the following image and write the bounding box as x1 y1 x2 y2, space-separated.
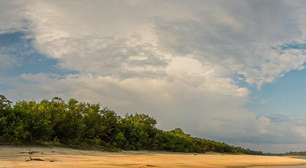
20 150 44 162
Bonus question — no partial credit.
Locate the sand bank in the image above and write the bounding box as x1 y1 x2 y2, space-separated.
0 146 306 168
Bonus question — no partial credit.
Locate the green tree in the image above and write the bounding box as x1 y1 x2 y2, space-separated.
0 95 12 110
0 95 262 155
119 114 157 150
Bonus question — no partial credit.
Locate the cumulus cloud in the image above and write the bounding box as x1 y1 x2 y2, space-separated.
2 0 306 151
153 0 306 87
0 0 27 34
21 0 306 87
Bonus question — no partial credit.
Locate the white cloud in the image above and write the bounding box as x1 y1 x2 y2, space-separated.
0 0 27 34
153 0 306 87
21 0 306 87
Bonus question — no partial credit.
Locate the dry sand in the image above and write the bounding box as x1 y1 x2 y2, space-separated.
0 146 306 168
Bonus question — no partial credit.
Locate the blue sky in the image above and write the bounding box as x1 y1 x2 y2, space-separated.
2 0 306 153
0 32 68 77
0 32 74 94
249 41 306 118
250 68 306 118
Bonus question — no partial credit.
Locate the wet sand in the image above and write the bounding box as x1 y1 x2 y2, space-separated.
0 146 306 168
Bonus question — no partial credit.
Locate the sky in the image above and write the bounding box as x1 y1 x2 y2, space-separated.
1 0 306 153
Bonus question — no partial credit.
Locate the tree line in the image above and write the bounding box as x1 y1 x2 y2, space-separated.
0 95 262 154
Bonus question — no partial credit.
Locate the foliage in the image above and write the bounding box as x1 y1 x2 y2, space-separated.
0 95 262 154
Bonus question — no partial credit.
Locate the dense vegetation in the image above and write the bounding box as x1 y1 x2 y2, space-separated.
0 95 262 154
285 151 306 156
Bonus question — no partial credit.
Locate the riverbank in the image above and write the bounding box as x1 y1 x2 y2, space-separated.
0 146 305 168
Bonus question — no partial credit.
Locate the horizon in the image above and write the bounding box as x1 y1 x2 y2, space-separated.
1 0 306 153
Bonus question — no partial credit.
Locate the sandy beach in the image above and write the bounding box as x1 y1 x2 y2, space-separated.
0 147 305 168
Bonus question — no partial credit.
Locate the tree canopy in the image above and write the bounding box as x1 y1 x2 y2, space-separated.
0 95 262 155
